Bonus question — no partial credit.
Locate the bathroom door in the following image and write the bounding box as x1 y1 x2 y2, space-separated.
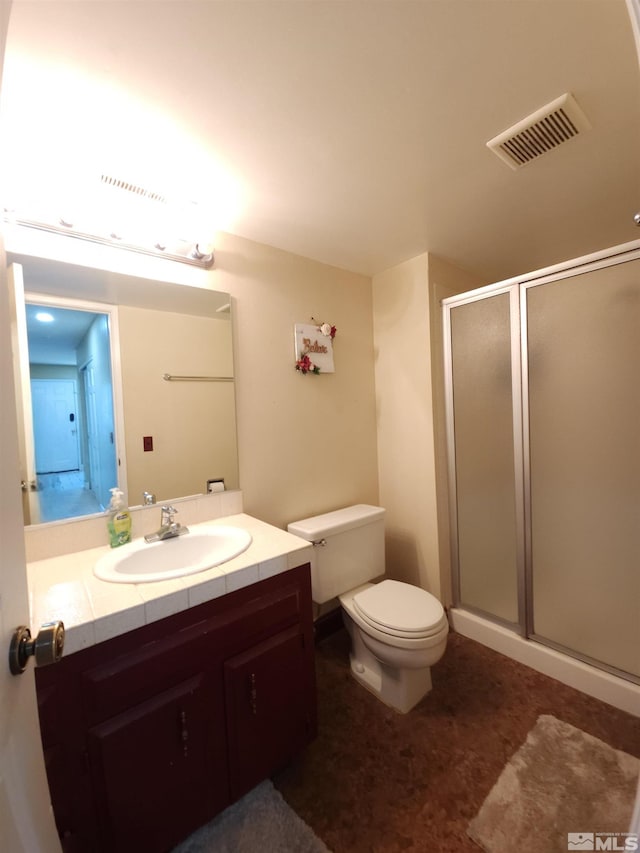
0 176 61 853
7 262 39 523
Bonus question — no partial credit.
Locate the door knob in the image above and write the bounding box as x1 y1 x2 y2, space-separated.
9 621 65 675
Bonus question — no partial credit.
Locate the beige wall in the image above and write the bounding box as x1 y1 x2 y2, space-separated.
213 232 379 529
372 253 484 600
427 255 486 603
372 253 432 590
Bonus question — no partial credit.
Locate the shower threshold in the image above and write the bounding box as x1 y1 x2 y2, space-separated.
450 607 640 717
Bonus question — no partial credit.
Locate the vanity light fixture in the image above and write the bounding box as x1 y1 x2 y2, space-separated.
2 213 215 269
2 173 216 269
191 242 214 264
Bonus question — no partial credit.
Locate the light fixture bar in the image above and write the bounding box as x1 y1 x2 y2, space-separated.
3 215 215 269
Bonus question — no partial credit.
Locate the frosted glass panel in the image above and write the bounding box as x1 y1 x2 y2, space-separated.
451 294 518 622
528 260 640 676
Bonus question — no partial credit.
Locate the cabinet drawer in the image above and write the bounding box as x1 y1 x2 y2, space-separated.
82 619 213 723
81 584 303 723
217 585 303 654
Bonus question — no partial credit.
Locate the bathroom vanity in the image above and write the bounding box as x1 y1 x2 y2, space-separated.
29 513 317 853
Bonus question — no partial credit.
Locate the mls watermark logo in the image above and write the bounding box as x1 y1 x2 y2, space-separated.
568 833 639 851
568 835 595 851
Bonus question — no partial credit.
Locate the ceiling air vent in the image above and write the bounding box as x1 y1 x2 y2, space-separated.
487 93 591 170
100 174 167 204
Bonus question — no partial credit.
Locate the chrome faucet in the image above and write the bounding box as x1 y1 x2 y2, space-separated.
144 505 189 543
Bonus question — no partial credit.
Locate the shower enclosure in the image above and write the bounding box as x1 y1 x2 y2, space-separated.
443 243 639 685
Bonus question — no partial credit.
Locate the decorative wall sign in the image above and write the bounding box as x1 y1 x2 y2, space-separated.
294 320 336 374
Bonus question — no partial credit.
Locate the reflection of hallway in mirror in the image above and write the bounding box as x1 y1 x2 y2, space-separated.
36 471 102 523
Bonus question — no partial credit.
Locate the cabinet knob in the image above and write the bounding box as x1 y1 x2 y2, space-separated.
9 621 65 675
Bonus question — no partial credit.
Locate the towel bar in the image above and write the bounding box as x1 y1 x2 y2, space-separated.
162 373 233 382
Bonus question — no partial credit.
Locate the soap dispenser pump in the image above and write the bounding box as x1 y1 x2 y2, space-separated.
107 487 132 548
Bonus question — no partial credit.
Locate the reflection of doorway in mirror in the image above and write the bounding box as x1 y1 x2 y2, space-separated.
25 301 121 523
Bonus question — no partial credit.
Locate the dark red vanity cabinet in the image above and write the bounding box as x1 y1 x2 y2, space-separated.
224 623 313 800
87 673 215 853
34 564 317 853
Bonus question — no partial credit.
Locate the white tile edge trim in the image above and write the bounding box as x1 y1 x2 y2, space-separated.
450 608 640 718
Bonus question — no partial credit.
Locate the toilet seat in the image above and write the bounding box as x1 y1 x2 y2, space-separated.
353 580 447 640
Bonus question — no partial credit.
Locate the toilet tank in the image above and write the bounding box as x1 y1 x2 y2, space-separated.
288 505 385 604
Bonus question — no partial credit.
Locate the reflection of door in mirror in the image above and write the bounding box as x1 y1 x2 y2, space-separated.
79 352 118 512
31 378 80 472
21 291 122 524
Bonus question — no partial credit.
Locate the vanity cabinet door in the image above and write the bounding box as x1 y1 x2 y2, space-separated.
35 563 316 852
86 673 222 853
36 667 99 851
224 624 313 800
41 742 98 853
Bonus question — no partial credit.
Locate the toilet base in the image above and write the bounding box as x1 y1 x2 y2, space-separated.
344 611 433 714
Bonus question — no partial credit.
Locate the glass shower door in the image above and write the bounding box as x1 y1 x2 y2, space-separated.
525 259 640 678
447 289 521 625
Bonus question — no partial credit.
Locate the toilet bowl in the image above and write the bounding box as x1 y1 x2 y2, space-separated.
287 504 449 714
340 580 449 713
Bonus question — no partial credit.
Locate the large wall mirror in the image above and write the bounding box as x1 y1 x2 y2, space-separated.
8 252 239 528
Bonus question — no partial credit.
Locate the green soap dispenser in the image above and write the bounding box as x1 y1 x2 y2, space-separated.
107 488 132 548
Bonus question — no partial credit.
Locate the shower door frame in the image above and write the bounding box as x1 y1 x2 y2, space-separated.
443 281 528 636
443 239 640 683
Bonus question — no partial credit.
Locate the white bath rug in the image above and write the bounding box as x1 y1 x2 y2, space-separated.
172 779 330 853
468 714 639 853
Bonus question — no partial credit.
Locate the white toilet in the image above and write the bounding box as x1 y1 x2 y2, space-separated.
288 504 448 713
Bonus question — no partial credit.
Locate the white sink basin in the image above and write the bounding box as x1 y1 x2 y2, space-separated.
94 525 253 584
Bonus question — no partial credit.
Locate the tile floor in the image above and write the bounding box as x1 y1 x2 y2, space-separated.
37 470 102 522
275 629 640 853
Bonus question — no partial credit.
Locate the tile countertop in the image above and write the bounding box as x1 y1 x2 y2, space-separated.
28 514 314 656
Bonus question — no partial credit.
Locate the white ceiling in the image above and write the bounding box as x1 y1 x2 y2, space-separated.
25 303 96 365
2 0 640 283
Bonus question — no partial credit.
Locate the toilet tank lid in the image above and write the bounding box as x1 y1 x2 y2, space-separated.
287 504 385 540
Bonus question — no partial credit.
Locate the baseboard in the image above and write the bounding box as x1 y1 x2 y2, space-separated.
314 607 343 644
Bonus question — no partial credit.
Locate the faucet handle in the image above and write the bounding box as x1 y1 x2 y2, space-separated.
143 491 156 505
161 505 177 525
